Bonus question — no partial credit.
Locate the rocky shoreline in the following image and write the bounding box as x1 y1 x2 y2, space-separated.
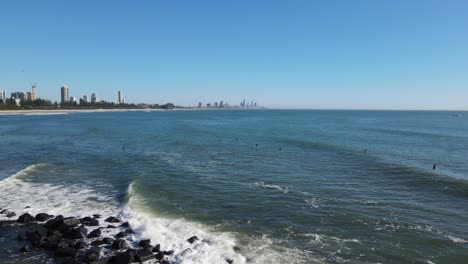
0 208 234 264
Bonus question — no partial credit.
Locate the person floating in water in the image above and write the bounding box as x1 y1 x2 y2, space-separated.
433 164 436 170
255 144 258 147
122 146 125 151
279 147 282 151
363 149 367 153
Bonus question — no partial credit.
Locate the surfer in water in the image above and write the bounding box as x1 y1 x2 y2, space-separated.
433 164 436 170
122 146 125 151
363 149 367 153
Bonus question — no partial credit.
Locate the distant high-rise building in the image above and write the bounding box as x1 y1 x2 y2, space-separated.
0 90 5 101
26 92 32 101
219 101 224 108
61 85 69 104
214 102 218 108
70 96 77 103
198 102 202 108
91 93 98 103
118 90 124 104
31 85 36 101
206 103 211 108
11 91 25 101
83 95 88 103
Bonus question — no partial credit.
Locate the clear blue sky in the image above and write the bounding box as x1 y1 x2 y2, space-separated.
1 0 467 109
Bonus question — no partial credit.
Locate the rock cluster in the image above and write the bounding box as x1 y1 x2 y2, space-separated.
1 210 174 264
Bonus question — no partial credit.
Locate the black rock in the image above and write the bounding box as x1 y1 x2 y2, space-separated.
55 215 64 220
70 226 88 239
105 216 120 223
35 213 53 222
88 228 102 238
74 241 87 250
83 219 100 226
20 244 32 253
81 216 93 222
107 225 117 229
17 212 35 223
6 211 16 218
102 237 114 244
124 229 135 234
0 209 5 214
162 250 174 255
55 247 77 257
62 217 80 227
226 258 234 264
91 240 104 246
31 235 47 247
115 232 127 239
187 236 199 244
152 244 161 252
120 222 130 228
25 206 31 208
136 249 155 263
233 246 241 252
111 239 128 250
87 247 103 261
109 249 137 264
139 239 151 248
48 229 62 237
0 220 16 228
155 252 165 261
93 214 101 219
35 227 49 237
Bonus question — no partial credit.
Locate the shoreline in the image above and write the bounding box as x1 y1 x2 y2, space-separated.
0 108 164 115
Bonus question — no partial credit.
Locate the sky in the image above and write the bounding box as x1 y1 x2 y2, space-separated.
0 0 467 109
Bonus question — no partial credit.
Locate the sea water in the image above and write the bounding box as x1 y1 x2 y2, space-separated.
0 110 467 263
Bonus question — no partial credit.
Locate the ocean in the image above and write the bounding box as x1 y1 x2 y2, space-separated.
0 110 467 263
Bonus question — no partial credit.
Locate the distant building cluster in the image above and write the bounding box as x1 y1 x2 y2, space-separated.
60 85 124 106
0 84 36 106
196 99 258 109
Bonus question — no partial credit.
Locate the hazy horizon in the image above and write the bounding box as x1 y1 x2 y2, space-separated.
1 1 467 110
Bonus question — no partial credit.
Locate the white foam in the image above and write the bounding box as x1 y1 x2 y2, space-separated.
254 181 289 194
447 235 467 244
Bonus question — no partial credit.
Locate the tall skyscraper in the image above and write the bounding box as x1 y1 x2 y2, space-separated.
31 85 36 101
61 85 69 104
83 95 88 103
11 92 25 101
118 90 124 104
70 96 77 103
0 90 6 101
198 102 202 108
26 92 32 101
91 93 98 103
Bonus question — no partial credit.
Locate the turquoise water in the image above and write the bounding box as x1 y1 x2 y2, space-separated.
1 110 468 263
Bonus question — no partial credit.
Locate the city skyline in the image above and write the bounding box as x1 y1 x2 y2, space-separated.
1 1 468 110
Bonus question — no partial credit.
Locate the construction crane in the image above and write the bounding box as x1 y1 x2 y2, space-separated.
22 69 36 101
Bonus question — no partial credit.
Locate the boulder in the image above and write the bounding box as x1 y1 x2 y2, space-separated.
6 211 16 218
87 247 103 261
120 222 130 228
83 219 99 226
88 228 102 238
55 247 77 257
20 244 32 253
105 216 120 223
74 241 87 250
35 213 53 222
70 226 88 239
155 252 165 261
107 225 117 229
93 214 101 219
35 227 49 237
91 240 104 246
162 250 174 255
115 232 127 239
102 237 115 244
138 239 151 248
226 258 234 264
111 239 128 250
125 229 135 234
17 213 35 224
136 249 156 263
152 244 161 252
0 220 16 228
187 236 199 244
109 249 137 264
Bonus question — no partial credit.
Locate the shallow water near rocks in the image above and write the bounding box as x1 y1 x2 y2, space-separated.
1 110 468 263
